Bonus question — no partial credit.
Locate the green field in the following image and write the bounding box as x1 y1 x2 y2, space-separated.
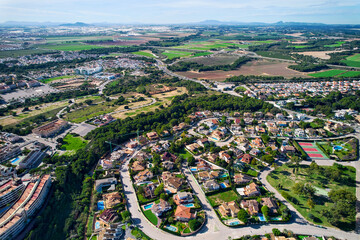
208 190 238 207
292 45 310 49
143 209 158 226
41 75 79 84
255 51 293 60
337 71 360 77
65 101 117 123
42 44 106 51
267 164 356 230
132 51 156 58
162 50 194 59
192 52 213 57
324 41 345 48
60 134 88 151
308 69 347 78
341 54 360 67
0 48 56 58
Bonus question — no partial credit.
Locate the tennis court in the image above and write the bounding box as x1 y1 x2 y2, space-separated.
298 141 329 160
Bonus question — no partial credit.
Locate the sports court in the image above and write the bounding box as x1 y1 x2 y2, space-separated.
298 141 329 160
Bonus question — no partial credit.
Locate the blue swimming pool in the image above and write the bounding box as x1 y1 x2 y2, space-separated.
271 216 282 221
212 137 219 141
229 220 240 226
258 213 266 222
191 167 197 172
165 225 177 232
95 221 100 230
220 173 228 178
97 201 104 210
334 145 343 151
11 156 21 164
220 183 227 189
183 203 194 208
143 203 154 210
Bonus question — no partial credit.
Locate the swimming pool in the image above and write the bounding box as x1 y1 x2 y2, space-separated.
183 203 194 208
10 156 22 165
229 220 240 226
143 203 154 210
220 183 227 189
95 221 100 230
97 201 104 210
212 137 219 141
334 145 343 151
270 216 282 221
220 173 228 178
258 213 266 222
165 225 177 232
191 167 197 172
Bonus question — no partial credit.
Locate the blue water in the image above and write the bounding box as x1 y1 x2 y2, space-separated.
212 137 219 141
143 203 154 210
258 213 266 222
271 216 282 221
95 221 100 230
183 203 194 208
220 183 227 189
334 145 343 151
165 225 177 232
11 157 21 164
220 173 228 178
229 221 240 226
97 201 104 210
191 167 197 172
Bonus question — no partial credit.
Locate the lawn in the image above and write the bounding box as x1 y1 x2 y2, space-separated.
162 50 194 59
132 51 156 58
40 75 78 84
60 134 88 151
337 71 360 77
308 69 347 78
341 54 360 67
65 101 118 123
267 164 356 230
208 189 238 207
143 209 158 226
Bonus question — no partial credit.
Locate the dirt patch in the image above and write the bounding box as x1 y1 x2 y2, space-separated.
179 54 238 66
176 59 308 81
295 50 347 60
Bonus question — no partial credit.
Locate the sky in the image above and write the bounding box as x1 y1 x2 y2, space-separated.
0 0 359 24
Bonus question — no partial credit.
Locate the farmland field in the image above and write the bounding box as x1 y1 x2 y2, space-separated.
337 71 360 77
192 52 213 57
177 59 308 80
341 54 360 67
132 51 156 58
180 54 238 66
324 41 345 48
161 50 193 59
42 44 106 51
256 51 293 60
0 48 55 58
308 69 347 78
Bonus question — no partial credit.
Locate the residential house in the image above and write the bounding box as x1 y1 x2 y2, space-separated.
144 183 156 199
207 153 218 163
218 201 240 218
211 130 225 140
244 182 261 197
164 176 184 193
162 152 177 162
233 173 252 185
249 148 261 156
186 143 201 153
161 160 174 170
240 199 259 216
103 192 123 209
197 160 211 171
146 132 159 140
219 151 231 163
203 179 220 191
132 160 146 171
152 199 172 217
151 145 163 153
251 138 264 148
197 138 209 147
198 171 211 181
174 205 195 222
241 154 253 164
134 169 153 183
280 145 296 154
261 197 279 214
173 192 194 205
99 209 118 223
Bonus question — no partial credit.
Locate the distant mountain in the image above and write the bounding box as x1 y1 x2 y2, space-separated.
59 22 91 27
185 20 326 26
0 21 63 26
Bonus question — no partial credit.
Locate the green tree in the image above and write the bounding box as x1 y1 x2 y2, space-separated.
261 205 269 219
189 219 201 231
237 209 249 224
154 183 164 196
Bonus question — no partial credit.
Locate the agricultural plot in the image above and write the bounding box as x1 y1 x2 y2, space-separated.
324 41 345 48
0 48 55 58
132 51 156 58
341 54 360 67
161 50 194 59
337 71 360 77
308 69 347 78
297 142 329 160
180 54 238 66
41 44 106 51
